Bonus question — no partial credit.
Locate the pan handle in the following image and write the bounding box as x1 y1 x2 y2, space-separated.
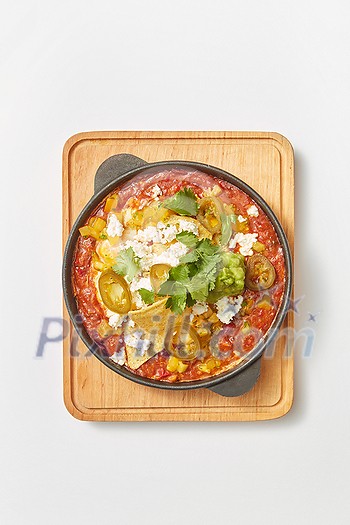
94 154 148 194
208 358 261 397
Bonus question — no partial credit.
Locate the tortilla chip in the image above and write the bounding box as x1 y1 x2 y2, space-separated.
123 298 176 369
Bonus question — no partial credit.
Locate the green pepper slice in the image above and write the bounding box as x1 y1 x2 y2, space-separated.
245 254 276 291
98 270 132 314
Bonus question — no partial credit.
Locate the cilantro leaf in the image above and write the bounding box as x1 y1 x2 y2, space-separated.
186 295 196 307
138 288 155 304
169 264 190 282
179 251 198 264
165 291 187 314
186 254 221 300
158 279 187 297
162 187 199 216
158 235 223 314
196 238 220 257
176 231 198 248
112 247 140 281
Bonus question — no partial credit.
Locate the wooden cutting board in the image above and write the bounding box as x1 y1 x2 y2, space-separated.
62 131 294 421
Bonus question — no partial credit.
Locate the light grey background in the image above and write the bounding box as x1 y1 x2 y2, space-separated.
1 0 349 524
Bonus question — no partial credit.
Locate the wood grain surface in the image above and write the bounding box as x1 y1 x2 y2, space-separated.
62 131 294 421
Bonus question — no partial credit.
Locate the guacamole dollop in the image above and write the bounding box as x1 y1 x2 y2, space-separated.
207 251 246 302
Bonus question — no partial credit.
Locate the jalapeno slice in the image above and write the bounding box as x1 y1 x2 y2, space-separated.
167 322 201 361
150 264 171 293
197 197 224 234
98 270 132 314
245 254 276 291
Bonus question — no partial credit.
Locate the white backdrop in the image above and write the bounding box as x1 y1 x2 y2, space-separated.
1 1 349 524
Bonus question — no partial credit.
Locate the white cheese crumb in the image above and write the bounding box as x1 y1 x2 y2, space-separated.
124 330 151 356
108 313 125 329
192 302 209 316
130 276 153 292
178 219 199 235
215 296 243 324
247 205 259 217
134 225 162 244
133 292 145 309
119 219 195 271
130 276 153 309
150 184 162 200
229 232 258 256
106 213 124 237
109 348 126 365
157 222 178 243
151 242 188 267
237 215 247 223
122 239 152 260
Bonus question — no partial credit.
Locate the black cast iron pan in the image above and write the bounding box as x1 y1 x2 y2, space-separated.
62 154 292 397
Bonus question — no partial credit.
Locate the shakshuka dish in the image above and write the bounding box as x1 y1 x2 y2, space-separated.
72 168 285 382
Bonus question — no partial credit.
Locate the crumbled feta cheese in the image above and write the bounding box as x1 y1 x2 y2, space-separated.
122 239 153 260
151 242 188 267
128 319 135 328
229 232 258 256
130 276 153 292
106 213 124 237
108 313 125 329
119 219 196 272
129 276 153 309
247 205 259 217
157 222 178 243
178 219 199 235
150 184 162 200
192 302 208 316
215 296 243 324
237 215 247 223
133 292 145 309
134 225 162 244
124 330 151 356
109 348 126 365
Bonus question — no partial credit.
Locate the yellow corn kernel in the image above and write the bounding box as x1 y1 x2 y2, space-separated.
253 241 266 253
104 195 118 213
127 210 143 229
199 358 220 374
257 300 272 310
208 312 219 324
236 221 249 233
206 358 218 371
177 361 189 373
93 258 108 271
79 225 100 240
241 320 251 334
89 217 106 233
197 327 210 338
167 356 179 372
94 260 106 271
